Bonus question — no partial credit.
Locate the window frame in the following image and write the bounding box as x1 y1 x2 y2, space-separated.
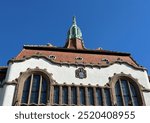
110 73 145 106
14 68 55 106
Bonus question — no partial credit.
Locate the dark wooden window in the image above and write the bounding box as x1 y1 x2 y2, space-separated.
96 88 103 105
21 77 142 106
53 85 59 105
17 69 145 106
21 82 112 106
40 78 48 104
62 86 68 105
71 87 77 105
115 81 123 106
104 88 111 106
115 79 140 106
21 76 31 104
21 74 47 105
79 87 86 105
130 84 139 105
88 87 94 105
30 75 40 104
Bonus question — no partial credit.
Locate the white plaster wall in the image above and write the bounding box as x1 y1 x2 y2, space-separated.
2 85 15 106
143 92 150 105
2 57 150 105
7 58 150 87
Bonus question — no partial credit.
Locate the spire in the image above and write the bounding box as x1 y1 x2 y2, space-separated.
67 16 82 40
73 16 76 25
64 17 85 50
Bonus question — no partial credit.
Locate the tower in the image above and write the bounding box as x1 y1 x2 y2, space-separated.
64 16 85 49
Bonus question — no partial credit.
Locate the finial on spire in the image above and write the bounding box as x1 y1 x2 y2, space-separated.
73 16 76 25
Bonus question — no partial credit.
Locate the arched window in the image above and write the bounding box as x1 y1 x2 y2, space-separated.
13 68 55 106
112 74 145 106
21 74 48 106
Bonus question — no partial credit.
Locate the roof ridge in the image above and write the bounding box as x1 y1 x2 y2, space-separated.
23 44 130 56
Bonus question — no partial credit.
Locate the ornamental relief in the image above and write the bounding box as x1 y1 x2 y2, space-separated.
75 68 87 79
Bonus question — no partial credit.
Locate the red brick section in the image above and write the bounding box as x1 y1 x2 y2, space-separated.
64 38 85 49
15 48 138 67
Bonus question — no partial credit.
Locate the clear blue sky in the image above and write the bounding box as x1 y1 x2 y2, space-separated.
0 0 150 74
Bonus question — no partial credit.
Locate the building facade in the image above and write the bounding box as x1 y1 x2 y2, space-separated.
0 17 150 106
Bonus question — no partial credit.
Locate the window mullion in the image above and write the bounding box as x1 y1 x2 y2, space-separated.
119 79 125 106
50 85 54 105
28 74 33 105
102 88 106 106
38 75 42 105
59 86 62 105
77 86 80 105
68 86 71 106
93 87 97 106
84 87 88 105
127 81 134 106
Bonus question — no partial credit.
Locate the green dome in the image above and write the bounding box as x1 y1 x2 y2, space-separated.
67 17 82 40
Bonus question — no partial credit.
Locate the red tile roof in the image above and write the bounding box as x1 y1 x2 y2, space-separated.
12 45 143 70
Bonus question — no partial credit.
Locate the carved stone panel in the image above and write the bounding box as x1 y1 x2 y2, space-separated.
75 68 87 79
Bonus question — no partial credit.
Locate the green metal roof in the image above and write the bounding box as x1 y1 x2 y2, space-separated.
67 16 82 40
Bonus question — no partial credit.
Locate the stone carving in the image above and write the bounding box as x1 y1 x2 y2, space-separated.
75 68 87 79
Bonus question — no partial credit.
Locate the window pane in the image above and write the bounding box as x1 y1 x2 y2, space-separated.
104 89 111 106
115 81 123 106
121 80 131 106
88 87 94 105
71 87 77 105
96 88 103 105
121 80 129 95
40 78 47 104
130 83 136 96
62 86 68 104
132 97 139 106
53 86 59 104
21 76 31 103
130 84 139 106
30 75 40 104
80 87 85 105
